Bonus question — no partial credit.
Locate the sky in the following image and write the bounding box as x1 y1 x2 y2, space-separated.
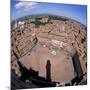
11 0 87 25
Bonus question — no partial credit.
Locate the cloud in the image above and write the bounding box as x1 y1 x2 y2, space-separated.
15 1 38 11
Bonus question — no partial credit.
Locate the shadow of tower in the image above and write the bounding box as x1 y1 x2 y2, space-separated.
46 60 51 82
